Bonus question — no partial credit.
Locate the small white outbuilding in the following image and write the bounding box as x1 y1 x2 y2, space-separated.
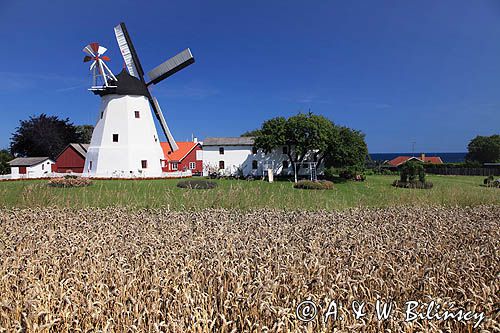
8 157 55 178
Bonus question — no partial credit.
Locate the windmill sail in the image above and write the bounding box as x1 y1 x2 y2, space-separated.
151 97 178 151
114 23 144 79
146 49 194 86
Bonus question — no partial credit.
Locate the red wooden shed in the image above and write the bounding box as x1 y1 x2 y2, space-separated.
54 143 89 173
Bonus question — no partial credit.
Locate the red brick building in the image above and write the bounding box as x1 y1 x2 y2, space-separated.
161 141 203 175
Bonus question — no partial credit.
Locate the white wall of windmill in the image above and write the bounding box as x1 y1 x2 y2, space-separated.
83 94 165 178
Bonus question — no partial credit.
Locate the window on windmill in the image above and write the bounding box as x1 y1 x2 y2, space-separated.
113 134 119 142
134 111 140 118
219 161 225 169
141 160 148 169
283 160 289 168
100 111 104 119
252 146 258 154
89 161 93 170
282 146 288 154
171 162 178 170
252 160 258 169
219 147 224 155
189 162 196 170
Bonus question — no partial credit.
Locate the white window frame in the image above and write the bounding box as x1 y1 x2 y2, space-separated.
189 162 196 170
171 162 178 171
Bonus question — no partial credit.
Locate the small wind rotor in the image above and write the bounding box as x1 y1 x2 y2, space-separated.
83 42 117 89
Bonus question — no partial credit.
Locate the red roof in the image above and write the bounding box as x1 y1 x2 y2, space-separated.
161 141 199 162
387 155 443 167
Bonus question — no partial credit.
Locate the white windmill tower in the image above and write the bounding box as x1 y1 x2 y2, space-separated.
82 22 195 177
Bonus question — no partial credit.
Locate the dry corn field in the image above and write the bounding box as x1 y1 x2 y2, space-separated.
0 206 498 332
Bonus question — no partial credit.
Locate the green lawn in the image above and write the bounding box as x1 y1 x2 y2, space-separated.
0 175 497 210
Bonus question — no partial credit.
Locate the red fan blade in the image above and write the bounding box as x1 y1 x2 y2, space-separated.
83 55 92 62
90 42 99 53
100 56 110 61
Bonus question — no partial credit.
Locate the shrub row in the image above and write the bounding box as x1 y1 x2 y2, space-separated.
48 177 93 188
293 180 334 190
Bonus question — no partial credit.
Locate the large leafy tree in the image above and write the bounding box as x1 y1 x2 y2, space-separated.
252 112 368 174
240 129 262 137
466 134 500 164
10 114 81 159
324 126 368 168
254 113 337 169
252 112 367 173
76 125 94 144
0 149 13 175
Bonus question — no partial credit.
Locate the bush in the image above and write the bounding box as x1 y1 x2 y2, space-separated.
48 177 92 188
392 180 433 189
177 179 217 189
484 176 500 188
293 180 334 190
324 166 365 181
400 160 426 182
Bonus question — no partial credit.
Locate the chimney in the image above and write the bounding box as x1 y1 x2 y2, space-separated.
193 137 198 143
420 153 425 161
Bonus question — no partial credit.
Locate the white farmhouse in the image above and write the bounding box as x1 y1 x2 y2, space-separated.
202 137 316 177
8 157 55 178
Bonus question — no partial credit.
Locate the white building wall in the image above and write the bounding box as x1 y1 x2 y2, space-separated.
83 94 165 178
10 167 19 177
202 145 297 177
10 160 54 178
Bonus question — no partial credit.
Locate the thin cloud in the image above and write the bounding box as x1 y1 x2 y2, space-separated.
0 72 85 93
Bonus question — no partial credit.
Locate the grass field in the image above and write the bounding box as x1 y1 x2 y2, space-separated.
0 175 497 210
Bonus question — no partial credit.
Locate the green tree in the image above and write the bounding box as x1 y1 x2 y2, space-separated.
76 125 94 144
0 149 13 175
254 113 336 170
465 135 500 164
323 126 368 169
253 112 367 176
241 129 262 137
10 114 80 159
400 160 425 183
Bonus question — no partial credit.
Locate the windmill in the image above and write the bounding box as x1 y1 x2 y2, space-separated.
83 42 117 89
82 22 195 178
114 22 195 151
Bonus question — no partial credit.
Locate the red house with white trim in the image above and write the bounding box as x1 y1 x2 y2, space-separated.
161 141 203 175
387 153 443 167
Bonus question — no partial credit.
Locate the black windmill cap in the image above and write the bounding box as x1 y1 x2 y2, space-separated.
94 69 149 97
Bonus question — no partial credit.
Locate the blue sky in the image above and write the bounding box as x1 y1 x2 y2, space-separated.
0 0 499 153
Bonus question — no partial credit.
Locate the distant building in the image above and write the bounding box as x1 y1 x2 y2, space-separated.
202 137 314 177
387 153 443 167
161 141 203 175
8 157 55 178
54 143 89 173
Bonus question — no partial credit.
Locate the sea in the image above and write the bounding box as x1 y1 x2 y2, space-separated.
369 152 467 163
